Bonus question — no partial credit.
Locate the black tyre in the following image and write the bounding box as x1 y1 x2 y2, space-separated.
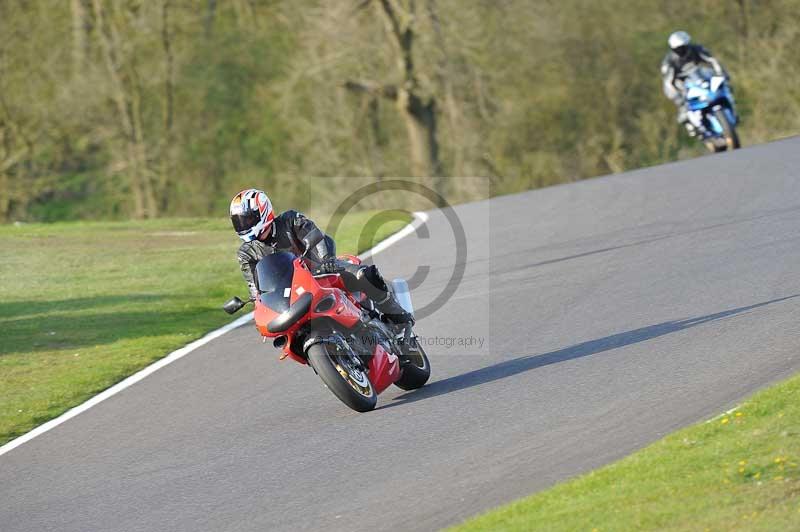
714 109 740 151
394 339 431 391
307 341 377 412
703 139 718 153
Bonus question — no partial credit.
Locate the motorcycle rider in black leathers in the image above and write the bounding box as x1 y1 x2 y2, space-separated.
230 188 413 325
660 31 730 137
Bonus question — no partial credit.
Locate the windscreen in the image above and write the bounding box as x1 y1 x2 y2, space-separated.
255 252 295 312
687 66 713 84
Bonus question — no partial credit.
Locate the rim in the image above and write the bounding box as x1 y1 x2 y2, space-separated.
328 345 374 397
404 338 429 370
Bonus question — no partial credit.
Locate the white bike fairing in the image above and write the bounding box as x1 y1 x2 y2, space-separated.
686 86 707 100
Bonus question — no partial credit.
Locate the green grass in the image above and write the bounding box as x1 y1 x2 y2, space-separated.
453 375 800 531
0 211 411 445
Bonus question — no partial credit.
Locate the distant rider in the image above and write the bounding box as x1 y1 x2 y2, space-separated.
229 188 413 325
660 31 730 137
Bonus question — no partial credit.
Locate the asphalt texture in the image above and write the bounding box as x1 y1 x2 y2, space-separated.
4 137 800 531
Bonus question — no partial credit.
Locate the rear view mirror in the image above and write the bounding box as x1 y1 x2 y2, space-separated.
223 296 246 315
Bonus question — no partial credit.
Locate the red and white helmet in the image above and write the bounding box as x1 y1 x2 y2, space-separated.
229 189 274 242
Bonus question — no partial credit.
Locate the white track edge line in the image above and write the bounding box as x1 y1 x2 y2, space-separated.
0 211 429 458
705 404 742 423
360 211 428 260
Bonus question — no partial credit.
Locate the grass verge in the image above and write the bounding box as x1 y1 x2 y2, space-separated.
452 374 800 531
0 211 411 446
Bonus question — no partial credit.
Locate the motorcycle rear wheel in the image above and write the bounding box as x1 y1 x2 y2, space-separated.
308 341 377 412
395 338 431 391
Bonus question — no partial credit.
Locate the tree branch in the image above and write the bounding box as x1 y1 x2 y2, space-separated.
377 0 404 42
353 0 372 14
344 80 398 100
376 0 416 85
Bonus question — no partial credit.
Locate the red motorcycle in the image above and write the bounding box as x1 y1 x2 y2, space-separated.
223 241 430 412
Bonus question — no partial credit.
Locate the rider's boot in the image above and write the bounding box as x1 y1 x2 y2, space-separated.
356 265 414 326
375 292 415 326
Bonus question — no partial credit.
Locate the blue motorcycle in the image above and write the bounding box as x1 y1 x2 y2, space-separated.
683 67 740 152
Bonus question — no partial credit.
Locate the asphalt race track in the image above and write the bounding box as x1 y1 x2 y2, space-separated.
4 137 800 531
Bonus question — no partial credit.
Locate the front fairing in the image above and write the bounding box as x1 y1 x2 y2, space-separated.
255 252 295 313
254 255 363 349
685 75 734 112
685 81 712 110
254 252 304 338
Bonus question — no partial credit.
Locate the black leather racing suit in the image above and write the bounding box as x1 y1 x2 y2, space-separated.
237 210 410 322
660 44 728 128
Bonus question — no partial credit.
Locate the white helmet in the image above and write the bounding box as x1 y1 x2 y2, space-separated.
668 31 691 55
229 188 274 242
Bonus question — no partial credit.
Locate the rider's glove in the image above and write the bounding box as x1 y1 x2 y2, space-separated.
318 257 340 274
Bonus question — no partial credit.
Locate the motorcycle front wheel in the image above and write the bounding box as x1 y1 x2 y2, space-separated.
307 341 377 412
714 108 740 151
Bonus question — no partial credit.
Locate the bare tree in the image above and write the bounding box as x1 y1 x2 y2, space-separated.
159 0 175 210
91 0 156 218
347 0 443 187
70 0 91 78
204 0 217 37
